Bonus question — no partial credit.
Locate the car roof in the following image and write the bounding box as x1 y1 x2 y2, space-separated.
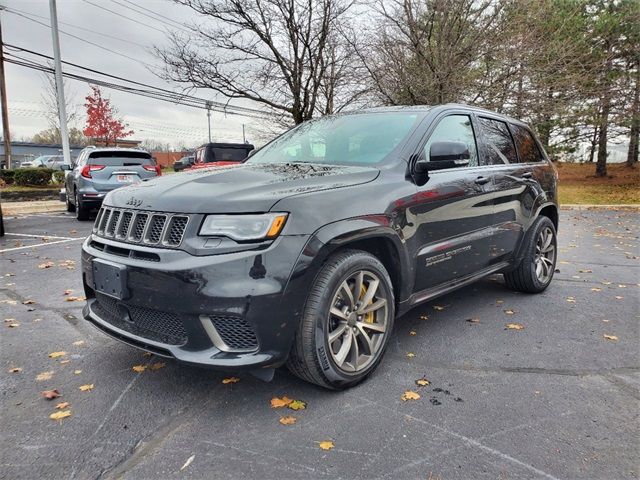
198 143 255 149
84 147 149 154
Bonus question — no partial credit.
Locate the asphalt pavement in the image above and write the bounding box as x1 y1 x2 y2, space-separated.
1 209 638 480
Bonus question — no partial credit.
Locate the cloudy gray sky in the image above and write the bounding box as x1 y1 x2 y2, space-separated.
2 0 274 148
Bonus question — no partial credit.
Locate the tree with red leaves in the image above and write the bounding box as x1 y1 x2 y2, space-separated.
83 86 134 146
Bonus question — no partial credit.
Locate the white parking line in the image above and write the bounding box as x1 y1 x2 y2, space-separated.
4 232 76 240
0 237 84 253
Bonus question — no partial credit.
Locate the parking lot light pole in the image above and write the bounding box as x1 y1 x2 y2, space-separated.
49 0 71 167
206 101 212 142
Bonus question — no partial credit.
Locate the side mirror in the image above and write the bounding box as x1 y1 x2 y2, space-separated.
414 141 471 174
60 164 72 171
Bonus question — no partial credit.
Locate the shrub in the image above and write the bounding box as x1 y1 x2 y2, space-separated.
52 170 66 185
13 168 56 186
0 169 15 185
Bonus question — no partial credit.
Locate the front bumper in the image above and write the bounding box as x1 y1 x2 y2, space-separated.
81 233 311 371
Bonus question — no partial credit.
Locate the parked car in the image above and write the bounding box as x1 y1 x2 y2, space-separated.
20 155 60 168
62 147 160 221
80 105 558 389
189 142 255 170
45 155 67 170
173 155 195 172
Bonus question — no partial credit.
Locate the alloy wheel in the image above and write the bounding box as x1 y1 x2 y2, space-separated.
534 226 556 284
327 270 389 373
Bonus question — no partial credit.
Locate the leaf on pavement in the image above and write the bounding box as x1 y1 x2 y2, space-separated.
419 314 428 320
270 396 293 408
63 289 74 296
72 340 85 346
406 352 415 358
288 400 306 411
22 299 35 305
65 296 86 302
602 281 612 285
415 378 430 386
578 269 592 273
222 377 240 384
48 351 66 359
466 318 480 324
150 362 166 370
505 323 525 330
566 296 576 303
432 305 445 311
614 296 624 300
6 322 20 328
401 390 421 401
504 309 517 315
49 410 71 421
73 370 82 375
603 334 619 341
180 454 195 471
8 367 22 373
55 401 70 409
36 371 54 381
132 365 147 373
591 288 602 292
79 384 94 392
409 330 417 336
41 389 60 400
318 441 334 450
38 261 55 269
279 415 297 425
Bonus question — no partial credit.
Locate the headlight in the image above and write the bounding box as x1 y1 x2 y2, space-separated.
199 213 288 241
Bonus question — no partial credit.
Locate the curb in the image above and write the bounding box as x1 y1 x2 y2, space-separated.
560 204 640 211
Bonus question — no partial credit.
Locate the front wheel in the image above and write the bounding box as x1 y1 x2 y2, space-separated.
287 249 395 389
504 216 557 293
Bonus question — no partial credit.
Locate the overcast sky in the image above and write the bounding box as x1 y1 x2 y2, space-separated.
1 0 275 148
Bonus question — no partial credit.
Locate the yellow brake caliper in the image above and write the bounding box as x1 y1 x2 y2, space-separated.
360 285 374 324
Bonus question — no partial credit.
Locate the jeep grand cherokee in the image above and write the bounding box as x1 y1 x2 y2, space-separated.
81 105 558 389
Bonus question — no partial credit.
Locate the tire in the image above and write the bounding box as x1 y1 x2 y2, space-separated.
504 216 557 293
75 190 90 221
286 249 395 389
66 190 76 212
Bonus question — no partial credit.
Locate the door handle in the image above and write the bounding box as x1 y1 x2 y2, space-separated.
520 172 533 179
474 176 490 185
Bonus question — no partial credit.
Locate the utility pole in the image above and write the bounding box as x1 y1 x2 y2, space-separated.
242 124 246 143
49 0 71 166
0 8 12 169
206 101 212 143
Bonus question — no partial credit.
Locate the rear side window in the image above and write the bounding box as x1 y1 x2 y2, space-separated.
206 147 249 162
88 151 152 166
479 118 517 165
423 114 478 167
511 125 545 163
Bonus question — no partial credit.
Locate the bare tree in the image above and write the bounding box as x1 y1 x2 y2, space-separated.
157 0 362 125
40 72 80 143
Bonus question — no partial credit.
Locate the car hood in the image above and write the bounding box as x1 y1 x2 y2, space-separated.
105 162 380 213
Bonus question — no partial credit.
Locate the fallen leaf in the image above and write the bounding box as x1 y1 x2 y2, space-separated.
55 401 70 409
318 441 334 450
6 322 20 328
41 389 60 400
72 340 85 346
79 384 94 392
415 378 430 386
409 330 417 336
36 371 54 381
591 288 602 292
466 318 480 324
65 296 85 302
618 284 627 288
504 309 516 315
132 365 147 373
73 370 82 375
603 334 619 341
578 269 592 273
38 261 55 269
271 396 293 408
49 410 71 421
505 323 525 330
22 300 35 305
614 296 624 300
566 297 576 303
496 300 504 304
432 305 445 311
150 362 166 370
602 281 612 285
222 377 240 384
48 351 66 359
288 400 306 411
279 415 297 425
63 289 74 296
559 260 570 265
406 352 415 358
59 360 70 365
401 390 421 401
180 454 195 471
8 367 22 373
419 315 428 320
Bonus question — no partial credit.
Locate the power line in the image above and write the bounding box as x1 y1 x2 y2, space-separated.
82 0 166 34
110 0 187 31
2 5 147 48
4 8 157 69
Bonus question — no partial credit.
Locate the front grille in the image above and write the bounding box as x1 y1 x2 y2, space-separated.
210 315 258 351
93 207 189 248
92 293 187 345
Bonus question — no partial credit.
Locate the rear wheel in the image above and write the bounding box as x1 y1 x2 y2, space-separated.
287 249 395 389
504 216 557 293
75 190 90 221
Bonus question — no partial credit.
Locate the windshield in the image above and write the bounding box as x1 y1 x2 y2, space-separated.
248 112 423 166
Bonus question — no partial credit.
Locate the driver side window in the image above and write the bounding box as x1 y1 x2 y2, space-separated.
423 115 478 167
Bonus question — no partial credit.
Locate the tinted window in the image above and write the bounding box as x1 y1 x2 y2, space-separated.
248 112 423 166
88 156 153 167
423 115 478 167
206 147 249 162
511 125 544 163
479 118 517 165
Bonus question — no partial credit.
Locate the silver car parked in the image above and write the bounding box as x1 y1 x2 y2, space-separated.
62 147 160 221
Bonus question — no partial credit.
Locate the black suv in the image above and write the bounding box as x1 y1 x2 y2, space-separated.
81 105 558 389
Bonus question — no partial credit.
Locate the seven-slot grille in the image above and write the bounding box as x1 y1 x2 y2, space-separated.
94 207 189 248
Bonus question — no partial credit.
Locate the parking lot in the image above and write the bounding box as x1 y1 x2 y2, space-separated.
1 209 638 479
